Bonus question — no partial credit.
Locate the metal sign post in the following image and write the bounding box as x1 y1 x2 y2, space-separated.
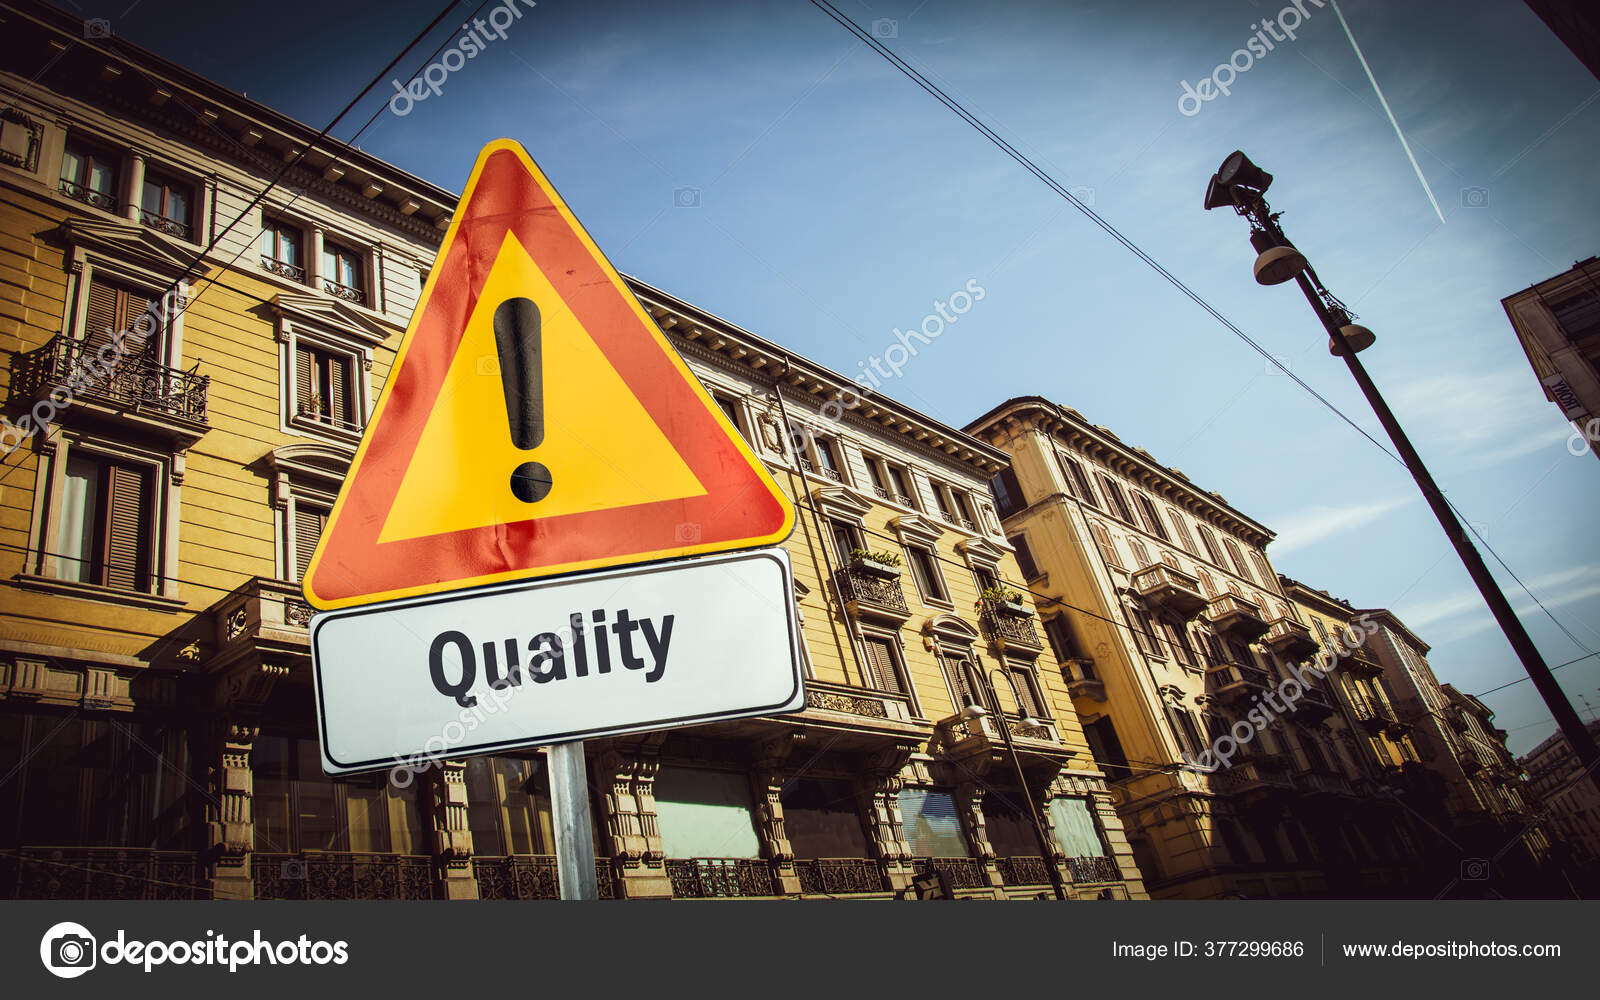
548 741 598 900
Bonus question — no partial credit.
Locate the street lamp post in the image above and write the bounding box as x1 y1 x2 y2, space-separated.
966 669 1070 900
1204 151 1600 799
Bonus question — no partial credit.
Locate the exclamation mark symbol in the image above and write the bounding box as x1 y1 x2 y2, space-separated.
494 297 553 503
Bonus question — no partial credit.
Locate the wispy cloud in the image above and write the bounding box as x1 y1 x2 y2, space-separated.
1267 495 1414 556
1401 564 1600 638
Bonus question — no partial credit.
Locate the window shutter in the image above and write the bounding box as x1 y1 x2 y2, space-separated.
295 346 315 413
83 278 120 355
296 505 327 581
1089 521 1121 569
1127 536 1150 569
103 463 149 591
328 354 351 425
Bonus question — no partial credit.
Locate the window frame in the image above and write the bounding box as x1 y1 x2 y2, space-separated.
278 314 377 448
139 166 196 240
1097 473 1135 524
59 136 120 212
903 542 951 607
1057 451 1099 508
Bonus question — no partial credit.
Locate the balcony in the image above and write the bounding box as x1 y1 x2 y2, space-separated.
1296 770 1354 798
1066 855 1122 884
472 855 616 899
978 600 1044 654
665 858 776 898
2 848 209 899
1343 648 1384 676
802 680 920 726
261 255 307 282
911 857 988 890
14 336 210 445
1131 564 1208 617
1212 754 1296 800
59 178 118 212
1205 661 1271 705
994 856 1053 887
1294 683 1335 721
252 852 437 900
1205 593 1269 640
139 208 191 239
835 563 910 623
1263 617 1318 660
1447 711 1469 734
794 858 890 895
322 278 367 305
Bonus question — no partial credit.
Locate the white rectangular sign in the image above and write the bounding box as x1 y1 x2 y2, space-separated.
310 547 805 775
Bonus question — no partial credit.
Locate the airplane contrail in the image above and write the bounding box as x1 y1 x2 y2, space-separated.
1330 0 1446 224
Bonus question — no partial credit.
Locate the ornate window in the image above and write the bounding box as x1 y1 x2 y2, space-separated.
1133 491 1169 540
1057 452 1098 508
59 137 119 212
274 294 386 446
139 169 194 239
269 443 350 583
1166 506 1197 554
260 219 305 281
1097 473 1134 523
321 241 367 304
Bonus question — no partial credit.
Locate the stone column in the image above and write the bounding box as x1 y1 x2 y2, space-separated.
121 149 145 222
427 760 477 900
856 747 913 893
594 740 671 899
307 225 324 290
207 722 256 900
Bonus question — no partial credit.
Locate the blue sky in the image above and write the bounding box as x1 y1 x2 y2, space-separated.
92 0 1600 753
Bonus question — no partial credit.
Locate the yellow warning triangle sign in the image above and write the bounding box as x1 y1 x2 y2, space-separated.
303 140 794 610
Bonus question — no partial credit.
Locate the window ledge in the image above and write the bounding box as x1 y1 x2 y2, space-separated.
12 573 187 613
287 415 363 448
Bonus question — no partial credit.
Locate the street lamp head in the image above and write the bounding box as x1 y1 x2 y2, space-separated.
1216 150 1273 194
1329 322 1377 355
1205 151 1274 211
960 700 988 721
1253 245 1309 285
1018 712 1042 729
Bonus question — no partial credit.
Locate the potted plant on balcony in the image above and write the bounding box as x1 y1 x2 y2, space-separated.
849 548 902 577
980 586 1029 616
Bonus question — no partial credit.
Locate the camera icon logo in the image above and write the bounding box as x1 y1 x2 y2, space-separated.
1460 858 1491 881
871 17 899 39
1461 187 1489 208
40 921 97 979
281 859 309 880
1067 184 1096 207
83 18 111 39
674 522 702 544
673 186 701 208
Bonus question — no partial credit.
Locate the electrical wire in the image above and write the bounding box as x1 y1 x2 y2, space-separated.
806 0 1594 679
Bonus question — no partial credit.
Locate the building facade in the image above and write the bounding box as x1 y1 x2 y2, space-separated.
1502 255 1600 462
0 1 1145 901
1356 611 1554 892
965 397 1418 898
1521 718 1600 892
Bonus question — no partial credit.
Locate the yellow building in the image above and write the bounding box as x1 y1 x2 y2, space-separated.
0 0 1142 900
966 397 1423 897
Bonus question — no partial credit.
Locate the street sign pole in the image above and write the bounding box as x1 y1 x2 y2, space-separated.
549 740 598 900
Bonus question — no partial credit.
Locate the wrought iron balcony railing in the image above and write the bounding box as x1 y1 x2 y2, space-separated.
979 600 1043 652
2 847 209 900
911 857 988 890
1066 855 1121 884
472 855 615 899
295 402 365 433
794 858 889 895
139 208 192 239
322 278 367 305
836 564 910 620
17 337 209 425
59 178 117 211
261 255 307 282
665 857 775 898
252 852 438 900
994 855 1052 886
1131 563 1208 617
